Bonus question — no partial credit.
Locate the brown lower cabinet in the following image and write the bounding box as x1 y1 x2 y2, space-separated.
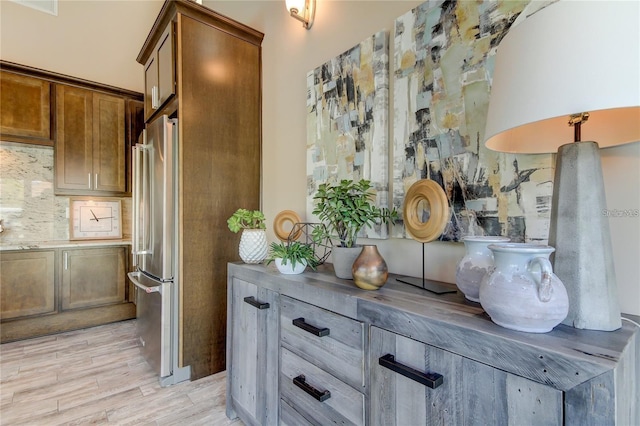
0 246 135 343
0 250 56 320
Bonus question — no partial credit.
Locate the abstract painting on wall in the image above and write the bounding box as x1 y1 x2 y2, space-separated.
392 0 555 242
306 30 390 239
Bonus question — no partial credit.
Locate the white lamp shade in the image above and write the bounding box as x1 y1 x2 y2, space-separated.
286 0 305 14
484 0 640 153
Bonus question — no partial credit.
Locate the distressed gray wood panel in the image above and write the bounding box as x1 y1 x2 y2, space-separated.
359 294 626 391
369 325 397 426
280 347 365 426
227 263 640 426
280 296 364 389
564 371 615 426
226 278 279 425
228 263 361 318
280 399 314 426
612 327 639 425
370 326 562 425
505 374 562 425
461 357 509 425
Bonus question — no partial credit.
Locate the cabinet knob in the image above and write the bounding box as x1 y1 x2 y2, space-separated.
293 375 331 402
243 296 270 310
293 317 330 337
379 353 443 389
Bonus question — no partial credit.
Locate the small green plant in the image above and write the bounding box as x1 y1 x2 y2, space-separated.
311 179 398 248
266 241 318 271
227 209 266 233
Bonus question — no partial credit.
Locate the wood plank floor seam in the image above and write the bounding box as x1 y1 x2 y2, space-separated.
0 320 243 425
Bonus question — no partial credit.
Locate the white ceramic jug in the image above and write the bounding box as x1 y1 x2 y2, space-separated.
479 243 569 333
455 236 510 302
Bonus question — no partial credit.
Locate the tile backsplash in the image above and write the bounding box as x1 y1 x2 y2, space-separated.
0 141 131 245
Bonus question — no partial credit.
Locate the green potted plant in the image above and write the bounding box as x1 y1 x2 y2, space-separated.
227 208 267 264
311 179 398 278
266 241 317 274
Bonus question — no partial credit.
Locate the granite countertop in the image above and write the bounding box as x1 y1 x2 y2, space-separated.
0 239 132 251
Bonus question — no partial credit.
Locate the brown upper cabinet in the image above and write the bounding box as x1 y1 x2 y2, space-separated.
0 71 54 146
0 61 144 196
144 22 175 121
55 85 126 194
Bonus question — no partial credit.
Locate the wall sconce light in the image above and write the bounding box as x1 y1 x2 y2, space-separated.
286 0 315 29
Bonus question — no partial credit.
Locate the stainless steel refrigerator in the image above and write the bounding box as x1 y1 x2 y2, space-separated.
128 114 190 386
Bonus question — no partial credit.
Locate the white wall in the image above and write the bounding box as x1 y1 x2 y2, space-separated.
2 0 638 316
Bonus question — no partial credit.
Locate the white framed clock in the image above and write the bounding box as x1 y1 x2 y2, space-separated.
70 197 122 240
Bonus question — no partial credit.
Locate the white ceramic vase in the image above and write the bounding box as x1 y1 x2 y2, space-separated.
238 229 268 264
275 258 307 274
479 243 569 333
455 236 510 302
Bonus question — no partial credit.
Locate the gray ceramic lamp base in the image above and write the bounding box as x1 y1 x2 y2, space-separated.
548 141 622 331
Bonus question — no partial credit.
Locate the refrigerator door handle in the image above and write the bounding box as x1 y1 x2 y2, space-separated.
132 143 141 263
133 140 153 258
128 271 162 294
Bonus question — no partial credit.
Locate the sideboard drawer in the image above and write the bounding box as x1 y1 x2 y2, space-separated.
281 347 365 426
280 399 314 426
280 295 365 389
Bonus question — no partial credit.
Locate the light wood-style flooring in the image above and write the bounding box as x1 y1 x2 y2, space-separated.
0 320 242 425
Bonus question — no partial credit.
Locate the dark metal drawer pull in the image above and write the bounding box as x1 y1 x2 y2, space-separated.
379 353 443 389
243 296 270 310
293 375 331 402
293 317 330 337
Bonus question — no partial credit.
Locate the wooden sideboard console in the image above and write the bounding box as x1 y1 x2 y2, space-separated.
226 262 639 425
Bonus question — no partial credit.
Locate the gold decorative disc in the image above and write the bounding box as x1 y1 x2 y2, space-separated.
273 210 303 241
403 179 449 243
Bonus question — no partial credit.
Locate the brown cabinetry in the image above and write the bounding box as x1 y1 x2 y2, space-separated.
0 60 143 195
137 0 263 380
55 85 126 194
0 250 56 320
144 22 175 121
0 71 54 146
0 246 135 343
61 247 126 310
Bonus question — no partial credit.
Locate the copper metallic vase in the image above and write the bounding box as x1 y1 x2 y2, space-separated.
352 245 388 290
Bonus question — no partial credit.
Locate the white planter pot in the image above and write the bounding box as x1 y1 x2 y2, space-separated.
331 245 362 279
238 229 268 264
275 258 307 274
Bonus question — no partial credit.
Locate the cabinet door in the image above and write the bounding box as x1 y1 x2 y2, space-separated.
0 251 56 320
55 84 93 191
92 92 125 193
61 247 126 310
144 22 174 121
227 277 279 425
369 326 562 426
144 55 158 121
156 23 175 109
0 71 53 146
